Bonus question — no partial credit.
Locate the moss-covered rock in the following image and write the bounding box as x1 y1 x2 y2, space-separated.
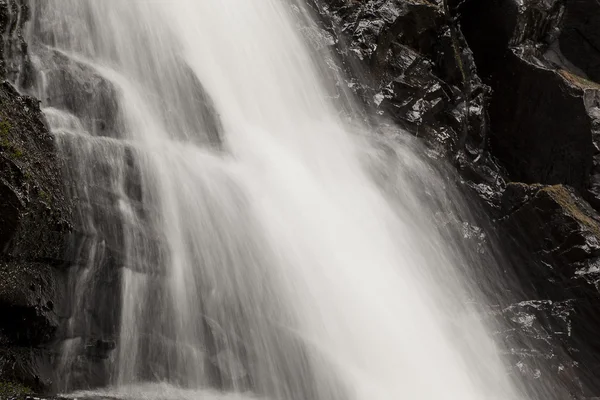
0 77 73 394
0 380 33 398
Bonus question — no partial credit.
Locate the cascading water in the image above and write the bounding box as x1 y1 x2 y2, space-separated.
24 0 527 399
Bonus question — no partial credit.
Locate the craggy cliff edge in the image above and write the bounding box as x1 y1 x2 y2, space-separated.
1 0 600 398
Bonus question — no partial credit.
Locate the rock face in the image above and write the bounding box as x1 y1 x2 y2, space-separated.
306 0 508 210
0 73 73 392
499 184 600 397
311 0 483 157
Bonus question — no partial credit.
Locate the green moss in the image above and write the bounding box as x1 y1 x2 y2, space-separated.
0 135 10 148
38 189 50 203
0 119 24 159
0 381 33 398
0 119 11 137
11 148 23 158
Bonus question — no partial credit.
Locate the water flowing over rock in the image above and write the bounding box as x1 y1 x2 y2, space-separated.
2 0 600 399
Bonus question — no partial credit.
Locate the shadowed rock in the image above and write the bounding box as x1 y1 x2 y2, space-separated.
500 183 600 396
0 78 72 393
559 0 600 83
458 0 599 195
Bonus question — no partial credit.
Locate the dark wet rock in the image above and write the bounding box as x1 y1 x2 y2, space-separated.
0 77 72 393
450 14 600 393
559 0 600 83
0 261 59 346
310 0 502 201
0 347 55 394
0 81 72 260
493 54 596 193
0 0 33 87
499 183 600 395
492 299 586 399
500 183 600 298
457 0 599 195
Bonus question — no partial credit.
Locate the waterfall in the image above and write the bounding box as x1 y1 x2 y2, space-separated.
26 0 521 399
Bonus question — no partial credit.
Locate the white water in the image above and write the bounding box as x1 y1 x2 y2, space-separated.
29 0 521 399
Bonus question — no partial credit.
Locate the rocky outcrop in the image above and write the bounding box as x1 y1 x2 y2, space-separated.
311 0 484 156
307 0 510 211
0 79 72 394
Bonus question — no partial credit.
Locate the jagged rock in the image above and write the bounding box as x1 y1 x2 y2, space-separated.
0 1 73 395
458 0 600 197
497 53 596 192
501 184 600 291
313 0 497 170
454 4 600 393
0 81 72 260
490 299 585 400
500 183 600 395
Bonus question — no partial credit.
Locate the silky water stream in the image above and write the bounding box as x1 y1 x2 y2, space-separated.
22 1 536 399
